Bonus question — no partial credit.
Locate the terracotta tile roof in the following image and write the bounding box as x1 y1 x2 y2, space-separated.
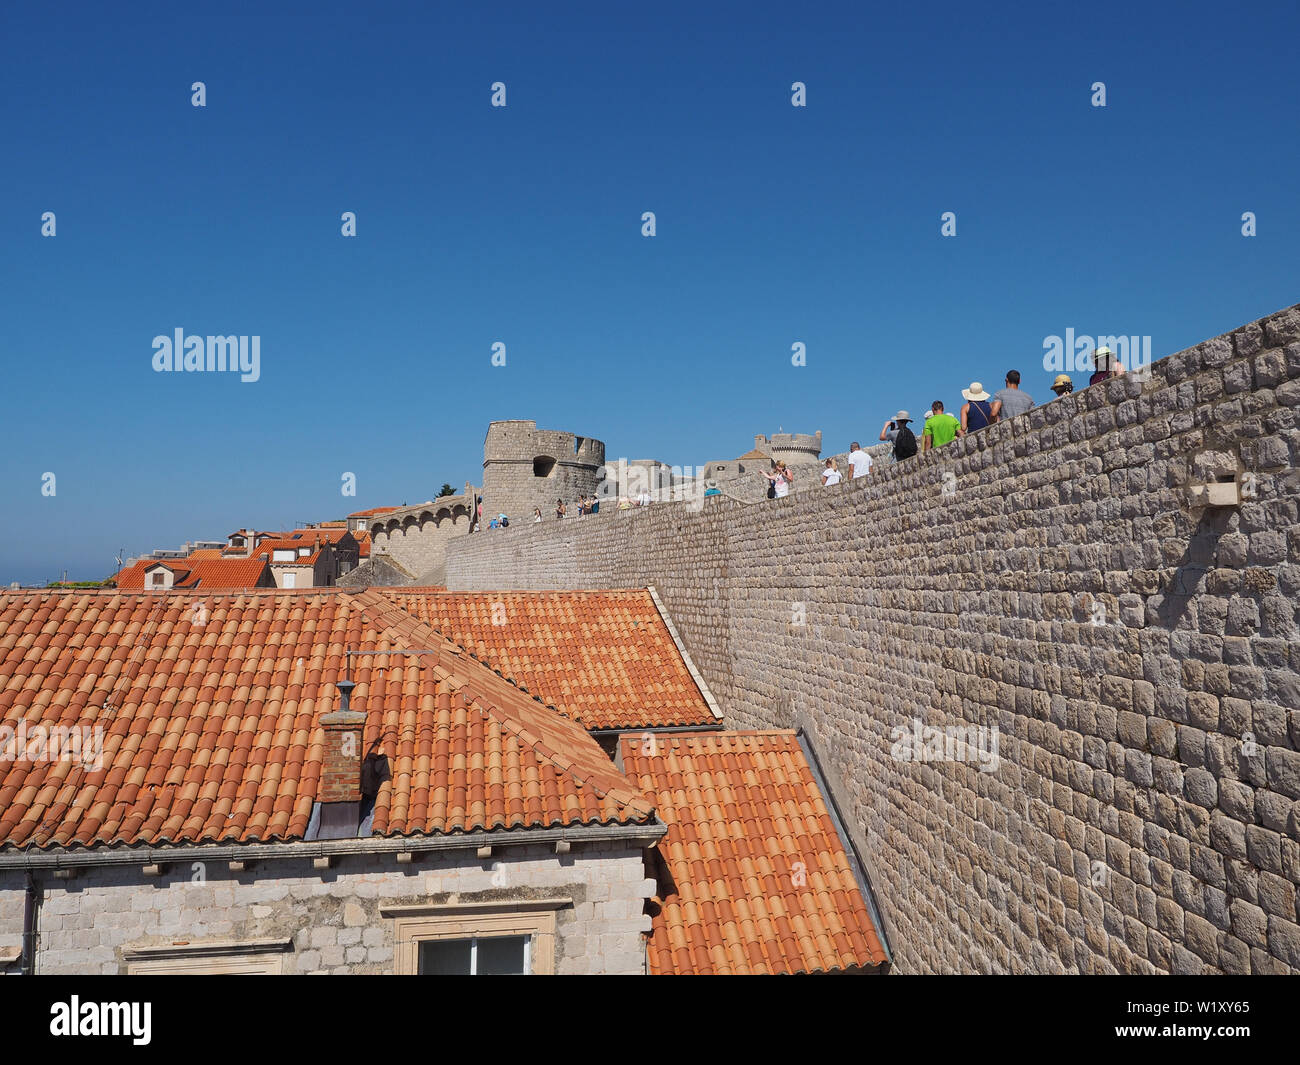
185 549 224 560
354 531 371 558
347 506 402 519
622 730 887 975
114 557 273 590
0 588 653 851
378 590 718 731
258 529 353 546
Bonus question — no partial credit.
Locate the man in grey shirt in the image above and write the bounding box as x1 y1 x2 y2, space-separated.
990 370 1034 422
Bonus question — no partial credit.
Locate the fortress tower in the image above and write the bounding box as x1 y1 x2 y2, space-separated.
482 420 606 521
755 431 822 467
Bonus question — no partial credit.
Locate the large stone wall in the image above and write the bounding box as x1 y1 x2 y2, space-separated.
0 840 653 975
368 499 473 585
445 304 1300 974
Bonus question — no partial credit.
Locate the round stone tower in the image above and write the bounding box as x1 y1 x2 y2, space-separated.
481 420 606 521
755 431 822 467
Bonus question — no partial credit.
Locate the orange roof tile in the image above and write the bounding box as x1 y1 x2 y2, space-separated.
354 531 371 558
185 549 224 560
347 506 402 519
0 588 653 850
622 730 887 975
379 590 718 731
115 557 273 590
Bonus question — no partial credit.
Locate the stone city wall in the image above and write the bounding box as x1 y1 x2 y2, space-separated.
445 304 1300 974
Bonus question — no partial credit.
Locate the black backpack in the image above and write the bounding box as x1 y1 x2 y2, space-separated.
893 424 918 460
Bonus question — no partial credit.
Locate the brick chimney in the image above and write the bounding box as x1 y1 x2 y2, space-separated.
320 679 366 804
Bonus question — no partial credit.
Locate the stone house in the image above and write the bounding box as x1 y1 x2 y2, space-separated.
346 506 401 535
0 586 887 975
253 531 359 588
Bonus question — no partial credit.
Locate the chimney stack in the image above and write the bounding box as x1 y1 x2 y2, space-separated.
320 679 366 805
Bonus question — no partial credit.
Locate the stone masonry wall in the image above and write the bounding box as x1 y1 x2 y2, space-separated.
482 420 605 524
370 509 471 585
445 304 1300 975
0 840 653 975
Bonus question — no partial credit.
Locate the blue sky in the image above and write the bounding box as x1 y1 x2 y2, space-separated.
2 0 1297 583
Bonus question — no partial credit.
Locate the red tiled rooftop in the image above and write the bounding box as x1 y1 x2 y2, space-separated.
622 730 887 975
379 589 719 731
0 588 653 850
257 529 353 546
115 557 273 590
348 506 402 519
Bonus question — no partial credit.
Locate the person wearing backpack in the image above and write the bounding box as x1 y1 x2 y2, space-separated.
881 411 918 461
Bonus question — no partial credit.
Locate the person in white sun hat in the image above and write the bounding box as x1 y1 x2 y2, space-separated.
960 382 995 434
1089 345 1126 386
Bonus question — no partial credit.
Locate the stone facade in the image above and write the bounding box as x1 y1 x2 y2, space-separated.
0 839 655 975
337 554 417 587
368 495 474 586
444 304 1300 974
482 420 605 522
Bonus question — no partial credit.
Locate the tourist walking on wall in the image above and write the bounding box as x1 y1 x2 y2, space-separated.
921 402 961 452
556 499 566 520
533 507 542 523
763 460 794 498
821 458 843 487
847 441 873 478
1089 346 1126 386
881 412 917 461
1049 374 1074 399
960 382 996 434
990 370 1034 421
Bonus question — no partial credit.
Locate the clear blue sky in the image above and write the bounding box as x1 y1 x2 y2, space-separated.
2 0 1297 584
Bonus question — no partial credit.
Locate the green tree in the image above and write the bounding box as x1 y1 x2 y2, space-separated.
438 483 456 497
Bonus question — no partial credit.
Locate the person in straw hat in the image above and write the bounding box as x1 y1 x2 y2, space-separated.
1049 373 1074 398
960 381 996 434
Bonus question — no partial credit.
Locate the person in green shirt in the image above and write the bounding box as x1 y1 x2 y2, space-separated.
921 400 962 451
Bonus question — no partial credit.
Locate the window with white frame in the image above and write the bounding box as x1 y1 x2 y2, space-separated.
383 899 567 975
418 934 529 975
